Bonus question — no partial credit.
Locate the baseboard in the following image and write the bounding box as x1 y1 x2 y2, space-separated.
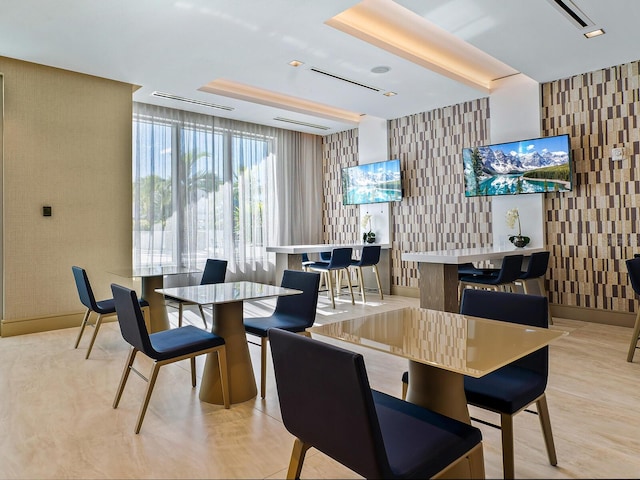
392 285 419 298
1 311 87 337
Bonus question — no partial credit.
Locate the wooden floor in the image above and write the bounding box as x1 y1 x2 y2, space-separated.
1 290 640 479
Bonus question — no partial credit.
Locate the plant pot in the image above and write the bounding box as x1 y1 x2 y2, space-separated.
363 232 376 244
509 235 530 248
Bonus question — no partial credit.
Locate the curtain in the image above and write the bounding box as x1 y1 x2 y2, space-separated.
132 102 323 283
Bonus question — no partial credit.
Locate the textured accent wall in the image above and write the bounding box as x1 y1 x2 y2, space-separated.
542 60 640 313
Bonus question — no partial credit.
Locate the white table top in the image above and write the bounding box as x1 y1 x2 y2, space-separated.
267 243 390 254
155 281 301 305
308 307 566 378
402 246 546 264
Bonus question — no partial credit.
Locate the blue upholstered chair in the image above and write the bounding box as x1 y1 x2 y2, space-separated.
300 253 314 271
625 257 640 362
349 245 383 303
111 284 229 433
72 266 149 359
307 247 354 308
402 288 556 479
269 328 484 479
458 254 524 299
164 258 227 328
243 270 320 398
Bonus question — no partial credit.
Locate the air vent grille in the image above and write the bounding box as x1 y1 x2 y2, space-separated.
273 117 331 130
309 68 382 92
151 91 234 111
548 0 594 29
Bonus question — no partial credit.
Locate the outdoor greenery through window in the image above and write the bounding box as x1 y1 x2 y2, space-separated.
132 103 324 283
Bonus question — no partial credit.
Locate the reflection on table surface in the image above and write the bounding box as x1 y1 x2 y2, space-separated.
308 307 566 378
155 281 301 305
109 265 200 278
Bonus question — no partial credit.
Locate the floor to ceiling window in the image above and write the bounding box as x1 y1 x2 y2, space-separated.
132 103 324 283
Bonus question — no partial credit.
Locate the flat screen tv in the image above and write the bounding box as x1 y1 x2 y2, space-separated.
341 159 402 205
463 134 573 197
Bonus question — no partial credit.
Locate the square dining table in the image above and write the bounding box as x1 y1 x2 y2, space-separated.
156 281 302 405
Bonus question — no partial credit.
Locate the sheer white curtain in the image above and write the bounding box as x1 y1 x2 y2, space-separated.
132 102 323 283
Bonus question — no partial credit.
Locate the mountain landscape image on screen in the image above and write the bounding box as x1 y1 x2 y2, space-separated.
463 135 572 197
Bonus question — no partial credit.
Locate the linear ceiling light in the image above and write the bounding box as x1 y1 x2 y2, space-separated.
584 28 605 39
325 0 518 93
150 91 234 111
198 79 361 124
273 117 331 131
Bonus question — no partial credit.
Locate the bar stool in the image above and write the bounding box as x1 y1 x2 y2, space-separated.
349 245 383 303
458 254 524 299
307 247 354 308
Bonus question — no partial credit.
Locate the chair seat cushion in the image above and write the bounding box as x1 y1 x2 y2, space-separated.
148 325 224 361
95 297 148 315
464 364 546 414
459 273 500 285
243 314 309 337
373 390 482 478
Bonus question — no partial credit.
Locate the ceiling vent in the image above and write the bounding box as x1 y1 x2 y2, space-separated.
309 67 382 92
547 0 594 29
273 117 331 131
151 91 234 111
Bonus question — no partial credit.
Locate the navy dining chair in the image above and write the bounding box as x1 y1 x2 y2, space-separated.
625 257 640 362
243 269 320 398
269 328 484 479
349 245 383 303
72 266 149 359
458 254 524 299
111 284 229 433
307 247 354 308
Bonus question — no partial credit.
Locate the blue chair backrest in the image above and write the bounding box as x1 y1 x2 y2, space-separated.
111 284 155 356
494 254 524 284
201 259 227 285
460 289 548 376
521 251 550 279
358 245 381 267
269 328 392 478
626 257 640 296
320 251 332 262
301 253 310 263
72 266 98 311
274 270 321 326
327 247 353 269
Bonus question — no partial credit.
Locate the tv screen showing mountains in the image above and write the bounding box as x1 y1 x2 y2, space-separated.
463 134 572 197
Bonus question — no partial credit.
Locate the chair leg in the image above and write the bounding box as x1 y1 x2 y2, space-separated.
216 347 230 409
260 336 268 398
178 303 184 328
198 304 208 329
627 311 640 362
135 361 162 434
356 266 366 303
74 309 91 348
372 264 383 300
85 313 105 359
536 394 558 466
500 413 516 479
401 377 408 401
113 346 138 409
190 357 197 387
343 268 355 305
326 271 335 309
286 437 312 480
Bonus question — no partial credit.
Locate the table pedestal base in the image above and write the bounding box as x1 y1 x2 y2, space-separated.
406 361 484 479
418 263 460 313
199 301 258 404
141 275 170 333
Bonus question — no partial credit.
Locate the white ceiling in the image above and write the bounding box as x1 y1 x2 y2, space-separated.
1 0 638 135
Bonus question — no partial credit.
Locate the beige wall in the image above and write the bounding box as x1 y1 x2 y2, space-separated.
0 57 136 336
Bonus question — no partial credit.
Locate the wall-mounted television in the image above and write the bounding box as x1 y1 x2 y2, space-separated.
342 159 402 205
463 134 573 197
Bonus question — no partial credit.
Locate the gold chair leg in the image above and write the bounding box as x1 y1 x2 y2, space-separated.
401 377 408 401
85 313 105 359
500 413 516 479
537 394 558 466
198 305 208 329
286 437 312 480
326 271 335 308
135 362 161 434
74 309 91 348
178 303 184 328
113 346 138 409
627 311 640 362
357 266 366 303
373 264 383 300
216 347 230 409
190 356 197 387
261 336 268 398
343 268 355 305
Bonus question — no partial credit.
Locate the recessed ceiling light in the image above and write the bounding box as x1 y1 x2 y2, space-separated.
584 28 605 38
289 60 304 67
371 66 390 74
383 91 397 97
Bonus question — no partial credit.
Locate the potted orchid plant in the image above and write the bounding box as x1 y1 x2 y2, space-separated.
361 213 376 243
505 208 530 248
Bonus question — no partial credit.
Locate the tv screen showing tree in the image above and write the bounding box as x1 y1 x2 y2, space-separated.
463 134 573 197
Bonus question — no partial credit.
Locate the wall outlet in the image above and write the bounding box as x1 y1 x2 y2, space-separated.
612 147 624 161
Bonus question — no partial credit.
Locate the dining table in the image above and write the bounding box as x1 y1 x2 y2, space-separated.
110 265 201 333
155 281 302 405
402 246 547 312
308 307 565 478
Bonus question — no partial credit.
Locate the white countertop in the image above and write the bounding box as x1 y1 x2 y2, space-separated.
267 243 390 254
402 246 546 264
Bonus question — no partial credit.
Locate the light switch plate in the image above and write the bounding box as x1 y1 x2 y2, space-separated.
612 147 624 161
